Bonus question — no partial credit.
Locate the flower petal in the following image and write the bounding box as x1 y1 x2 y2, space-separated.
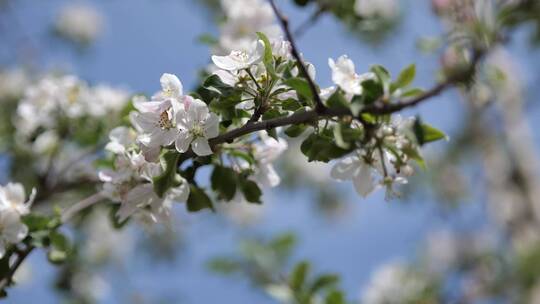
175 131 193 153
191 137 213 156
204 113 220 139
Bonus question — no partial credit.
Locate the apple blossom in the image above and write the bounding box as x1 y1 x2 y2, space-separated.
251 135 288 188
55 3 104 44
0 209 29 258
0 183 35 216
175 98 219 156
328 55 374 97
331 154 378 197
212 40 264 71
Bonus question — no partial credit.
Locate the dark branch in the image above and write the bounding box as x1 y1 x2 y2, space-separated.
267 0 326 113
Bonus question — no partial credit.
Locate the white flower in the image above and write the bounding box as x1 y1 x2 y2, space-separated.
217 0 280 52
212 40 264 71
175 99 219 156
328 55 374 96
153 73 184 102
331 155 378 197
354 0 399 19
252 135 287 187
55 3 104 44
0 209 29 258
0 183 35 216
0 183 34 258
0 68 29 100
361 262 429 304
86 85 129 117
131 97 181 150
104 127 137 154
271 37 291 60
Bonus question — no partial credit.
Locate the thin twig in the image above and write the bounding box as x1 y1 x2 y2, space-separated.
60 192 104 223
0 245 33 291
268 0 326 113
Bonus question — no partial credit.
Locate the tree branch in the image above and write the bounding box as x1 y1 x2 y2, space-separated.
268 0 326 113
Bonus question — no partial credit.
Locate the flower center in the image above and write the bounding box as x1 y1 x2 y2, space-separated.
190 124 205 138
158 110 174 130
231 50 249 62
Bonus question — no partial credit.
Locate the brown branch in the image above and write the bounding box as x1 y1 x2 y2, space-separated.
0 245 34 291
268 0 326 113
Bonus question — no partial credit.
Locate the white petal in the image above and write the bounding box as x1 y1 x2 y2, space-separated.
189 99 209 122
212 55 240 71
175 132 193 153
160 73 183 97
330 156 359 180
191 137 213 156
353 164 376 197
204 113 220 139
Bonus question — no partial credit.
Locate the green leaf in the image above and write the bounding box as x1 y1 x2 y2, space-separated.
211 166 238 201
21 214 52 232
240 178 262 204
392 64 416 91
401 88 424 98
284 78 313 102
284 124 307 138
370 65 391 87
203 74 237 97
290 261 310 291
359 79 384 104
256 32 277 78
207 258 241 274
197 33 218 46
153 151 180 198
47 231 70 264
187 186 214 212
301 131 352 162
326 90 349 110
413 118 447 145
325 290 345 304
281 98 303 111
309 274 340 294
333 123 350 149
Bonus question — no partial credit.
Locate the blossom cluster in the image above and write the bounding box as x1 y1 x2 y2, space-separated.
0 183 35 258
95 31 441 224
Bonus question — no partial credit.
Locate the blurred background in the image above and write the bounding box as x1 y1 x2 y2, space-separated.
1 0 540 303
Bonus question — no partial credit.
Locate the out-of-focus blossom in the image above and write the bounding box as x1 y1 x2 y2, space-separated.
217 0 280 53
55 3 104 45
361 262 430 304
251 134 287 188
354 0 399 19
0 183 35 258
0 68 29 101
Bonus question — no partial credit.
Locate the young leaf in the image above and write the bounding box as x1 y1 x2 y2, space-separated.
290 261 310 291
285 124 307 138
414 118 447 145
187 186 214 212
256 32 277 78
153 151 180 198
284 77 313 102
211 166 238 201
393 64 416 90
240 178 262 204
326 90 349 110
